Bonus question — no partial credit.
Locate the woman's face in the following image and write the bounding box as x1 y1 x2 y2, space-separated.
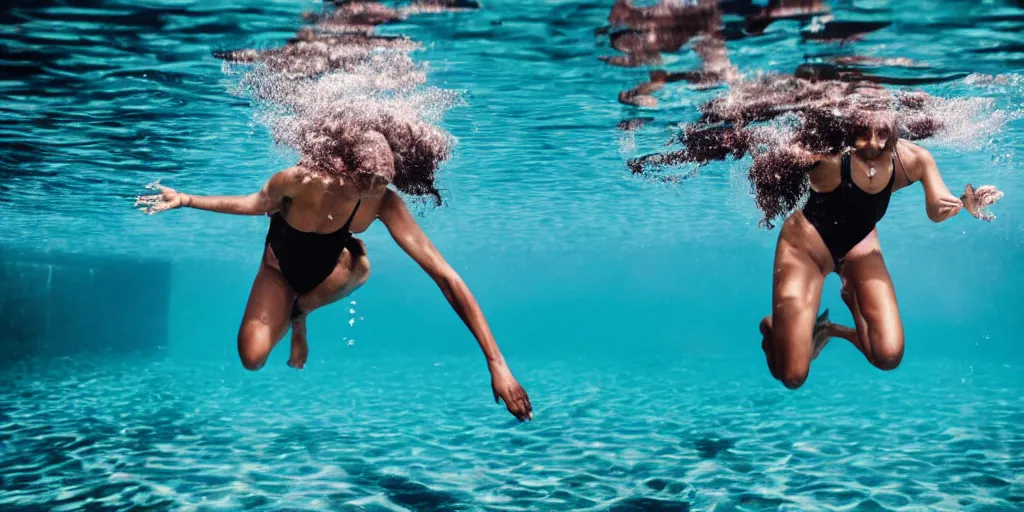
852 121 895 160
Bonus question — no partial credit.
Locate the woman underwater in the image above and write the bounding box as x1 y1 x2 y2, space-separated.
136 108 533 421
628 77 1003 389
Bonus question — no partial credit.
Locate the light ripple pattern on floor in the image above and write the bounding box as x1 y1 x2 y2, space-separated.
0 355 1021 511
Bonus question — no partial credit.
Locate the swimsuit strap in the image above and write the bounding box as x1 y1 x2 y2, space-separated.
840 151 853 184
894 145 914 185
888 151 898 190
340 197 362 233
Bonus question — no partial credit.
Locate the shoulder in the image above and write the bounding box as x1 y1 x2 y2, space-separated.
815 152 842 169
895 140 935 182
380 187 399 206
377 188 406 217
264 166 309 195
274 166 306 184
807 152 841 180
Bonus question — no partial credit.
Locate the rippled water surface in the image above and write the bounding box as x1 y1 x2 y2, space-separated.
2 0 1022 257
2 0 1024 510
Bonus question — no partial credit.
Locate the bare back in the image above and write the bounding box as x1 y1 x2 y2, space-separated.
270 166 386 235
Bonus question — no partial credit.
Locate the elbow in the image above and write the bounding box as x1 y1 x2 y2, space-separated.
433 269 465 301
436 271 462 294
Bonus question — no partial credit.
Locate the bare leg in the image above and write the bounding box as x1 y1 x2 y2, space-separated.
286 240 372 369
816 231 904 370
287 319 309 369
237 249 296 371
760 234 827 389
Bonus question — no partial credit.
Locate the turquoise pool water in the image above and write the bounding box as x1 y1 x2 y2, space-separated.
1 0 1023 510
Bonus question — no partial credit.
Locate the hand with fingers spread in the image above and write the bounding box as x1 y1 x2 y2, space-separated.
489 360 532 422
961 184 1004 222
135 181 189 214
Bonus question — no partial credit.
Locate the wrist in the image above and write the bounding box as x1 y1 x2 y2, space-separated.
181 193 192 207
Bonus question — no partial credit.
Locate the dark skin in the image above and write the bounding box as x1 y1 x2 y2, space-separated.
136 166 533 421
759 130 1003 389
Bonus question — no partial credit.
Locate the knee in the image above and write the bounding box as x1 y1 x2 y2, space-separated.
861 321 904 370
237 328 269 371
780 365 809 389
772 354 809 389
238 348 266 371
871 340 904 371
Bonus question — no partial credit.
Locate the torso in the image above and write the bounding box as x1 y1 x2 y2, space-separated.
262 168 390 295
785 140 920 273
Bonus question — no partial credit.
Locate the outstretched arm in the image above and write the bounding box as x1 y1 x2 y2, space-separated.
378 190 532 421
135 168 298 216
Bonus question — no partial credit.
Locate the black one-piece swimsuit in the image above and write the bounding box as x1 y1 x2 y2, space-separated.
802 152 897 270
265 198 364 318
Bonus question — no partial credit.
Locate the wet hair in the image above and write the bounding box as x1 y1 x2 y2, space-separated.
214 37 421 80
629 75 947 228
221 0 465 208
282 105 451 204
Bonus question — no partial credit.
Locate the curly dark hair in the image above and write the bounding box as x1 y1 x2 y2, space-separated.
280 105 451 205
629 75 947 228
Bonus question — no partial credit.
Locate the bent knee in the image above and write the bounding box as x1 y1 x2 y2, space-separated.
239 350 267 371
781 368 809 389
871 341 904 371
776 361 809 389
860 323 904 370
237 328 271 371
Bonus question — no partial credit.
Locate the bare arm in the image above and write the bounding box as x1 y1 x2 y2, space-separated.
910 146 964 223
911 146 1005 222
377 189 532 420
377 190 503 364
184 169 296 215
136 169 297 216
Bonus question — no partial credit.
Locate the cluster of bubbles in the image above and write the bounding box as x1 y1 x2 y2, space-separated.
344 299 362 346
216 0 479 204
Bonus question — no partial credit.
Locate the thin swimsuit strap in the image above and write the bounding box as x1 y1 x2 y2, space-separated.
894 144 914 185
340 197 361 233
840 151 852 182
289 197 362 321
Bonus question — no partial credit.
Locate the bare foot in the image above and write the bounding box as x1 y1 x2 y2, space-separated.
811 309 831 360
288 318 309 369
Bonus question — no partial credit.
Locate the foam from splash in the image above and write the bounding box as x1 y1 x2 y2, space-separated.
219 4 466 203
921 96 1006 151
963 72 1024 89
